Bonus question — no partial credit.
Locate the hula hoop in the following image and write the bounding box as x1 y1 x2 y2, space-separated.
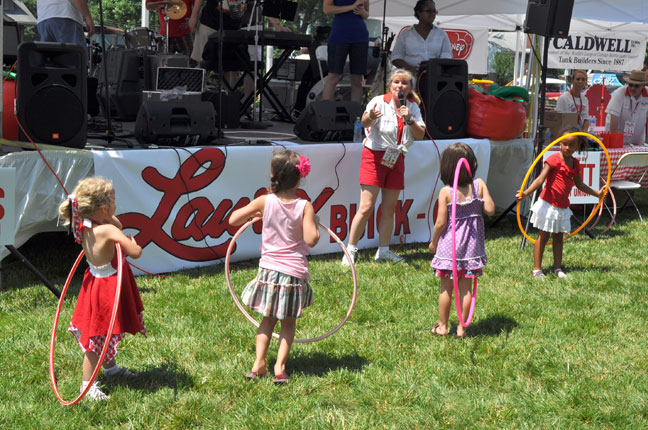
451 158 478 328
225 219 358 343
49 244 124 406
589 183 617 235
516 132 612 244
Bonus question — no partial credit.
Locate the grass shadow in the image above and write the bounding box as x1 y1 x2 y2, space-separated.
280 352 367 377
104 361 194 394
452 314 518 339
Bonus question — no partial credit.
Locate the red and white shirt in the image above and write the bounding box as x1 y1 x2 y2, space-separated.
605 85 648 145
363 93 425 153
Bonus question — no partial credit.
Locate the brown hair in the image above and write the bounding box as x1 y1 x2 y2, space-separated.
268 150 302 194
439 142 478 186
58 177 115 224
571 69 587 81
389 69 422 105
559 125 587 152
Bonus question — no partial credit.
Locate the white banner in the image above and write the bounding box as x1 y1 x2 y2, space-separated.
548 33 647 71
93 140 490 274
444 27 489 75
0 168 16 247
542 150 600 204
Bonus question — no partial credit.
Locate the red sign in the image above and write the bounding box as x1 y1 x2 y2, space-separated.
445 29 474 60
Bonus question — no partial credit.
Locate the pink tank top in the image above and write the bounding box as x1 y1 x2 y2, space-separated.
258 194 310 279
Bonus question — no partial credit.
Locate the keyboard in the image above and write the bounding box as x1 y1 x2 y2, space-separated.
207 30 312 49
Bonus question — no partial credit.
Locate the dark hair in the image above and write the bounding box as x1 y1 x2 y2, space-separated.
439 142 478 186
268 150 302 193
559 125 587 152
414 0 435 19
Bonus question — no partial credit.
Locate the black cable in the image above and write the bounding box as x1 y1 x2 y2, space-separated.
171 145 229 262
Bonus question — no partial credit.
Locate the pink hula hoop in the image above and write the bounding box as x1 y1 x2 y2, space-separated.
49 244 124 406
225 219 358 343
452 158 478 328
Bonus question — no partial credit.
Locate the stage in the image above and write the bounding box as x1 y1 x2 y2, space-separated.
0 122 534 272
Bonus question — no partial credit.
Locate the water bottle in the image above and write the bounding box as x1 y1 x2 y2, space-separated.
353 117 363 143
545 128 552 144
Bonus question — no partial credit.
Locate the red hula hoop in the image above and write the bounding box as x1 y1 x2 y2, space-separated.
452 158 478 328
49 244 124 405
225 218 358 343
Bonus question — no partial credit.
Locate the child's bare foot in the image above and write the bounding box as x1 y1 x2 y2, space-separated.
456 327 467 339
246 360 267 379
430 322 447 336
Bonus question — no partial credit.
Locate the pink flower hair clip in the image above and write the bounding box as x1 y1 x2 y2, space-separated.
296 155 311 178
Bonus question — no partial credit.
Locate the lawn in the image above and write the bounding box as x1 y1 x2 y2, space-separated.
1 192 647 429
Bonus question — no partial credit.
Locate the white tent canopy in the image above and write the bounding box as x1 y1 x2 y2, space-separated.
369 0 648 25
370 0 648 36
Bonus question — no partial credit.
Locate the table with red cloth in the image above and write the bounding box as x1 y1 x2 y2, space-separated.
600 147 648 188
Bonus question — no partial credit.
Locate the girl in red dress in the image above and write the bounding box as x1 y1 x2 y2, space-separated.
516 126 604 279
59 177 146 400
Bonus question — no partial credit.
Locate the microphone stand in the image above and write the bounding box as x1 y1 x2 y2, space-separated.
241 0 271 129
98 0 114 142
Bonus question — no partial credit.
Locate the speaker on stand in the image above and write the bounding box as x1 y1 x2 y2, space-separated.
16 42 87 149
523 0 574 38
417 59 468 140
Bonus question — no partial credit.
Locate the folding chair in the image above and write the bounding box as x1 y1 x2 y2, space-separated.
609 152 648 222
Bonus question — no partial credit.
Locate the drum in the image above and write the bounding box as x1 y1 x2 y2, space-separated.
124 27 157 51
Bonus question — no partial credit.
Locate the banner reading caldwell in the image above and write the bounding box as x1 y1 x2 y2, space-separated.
548 33 647 72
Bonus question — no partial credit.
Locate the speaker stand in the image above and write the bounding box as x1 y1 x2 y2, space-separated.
4 245 61 298
490 35 553 248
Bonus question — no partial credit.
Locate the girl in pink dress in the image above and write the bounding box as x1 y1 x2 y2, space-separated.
229 150 320 383
516 126 605 278
429 143 495 338
59 177 146 401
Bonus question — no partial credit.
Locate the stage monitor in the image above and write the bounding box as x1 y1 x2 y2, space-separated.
263 0 297 21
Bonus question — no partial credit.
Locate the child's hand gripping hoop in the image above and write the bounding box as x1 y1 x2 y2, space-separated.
452 158 478 328
225 219 358 343
516 132 612 244
49 244 124 405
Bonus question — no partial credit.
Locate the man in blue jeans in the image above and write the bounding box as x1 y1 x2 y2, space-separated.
37 0 94 47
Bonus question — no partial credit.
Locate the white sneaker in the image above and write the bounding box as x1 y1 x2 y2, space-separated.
341 249 357 266
83 381 110 401
104 365 136 378
374 249 405 263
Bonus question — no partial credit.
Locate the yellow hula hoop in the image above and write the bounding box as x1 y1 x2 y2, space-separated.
516 132 611 244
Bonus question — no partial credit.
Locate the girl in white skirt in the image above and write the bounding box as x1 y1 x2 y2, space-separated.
229 150 320 383
516 126 604 278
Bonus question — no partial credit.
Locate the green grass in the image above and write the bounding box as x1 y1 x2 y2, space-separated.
1 191 648 429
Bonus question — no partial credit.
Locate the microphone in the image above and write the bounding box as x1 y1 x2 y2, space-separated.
398 90 405 106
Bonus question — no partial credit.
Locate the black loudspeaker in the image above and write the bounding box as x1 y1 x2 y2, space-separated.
17 42 87 148
523 0 574 38
201 90 241 129
418 59 468 140
134 100 217 146
97 48 146 120
294 100 363 142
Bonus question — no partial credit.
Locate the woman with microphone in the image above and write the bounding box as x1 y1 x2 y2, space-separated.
341 69 426 265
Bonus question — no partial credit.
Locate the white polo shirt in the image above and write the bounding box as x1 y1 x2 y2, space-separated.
363 93 425 152
555 91 590 127
390 25 453 68
605 86 648 145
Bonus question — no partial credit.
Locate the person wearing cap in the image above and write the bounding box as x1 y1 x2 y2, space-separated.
605 70 648 146
390 0 452 77
555 70 590 132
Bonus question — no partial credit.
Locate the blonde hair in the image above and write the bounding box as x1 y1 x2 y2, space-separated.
389 69 422 105
59 177 115 225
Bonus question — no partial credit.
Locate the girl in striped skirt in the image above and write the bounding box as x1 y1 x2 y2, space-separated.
229 150 320 383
